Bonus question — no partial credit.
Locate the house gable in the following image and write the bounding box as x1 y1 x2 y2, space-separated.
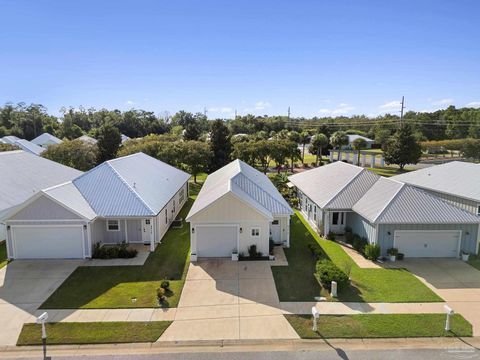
10 195 83 221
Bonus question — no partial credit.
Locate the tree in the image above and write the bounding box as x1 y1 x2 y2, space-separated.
461 138 480 161
96 123 121 163
352 137 367 166
384 124 422 170
298 131 310 163
42 140 98 171
0 143 20 152
374 128 392 150
330 131 349 160
210 120 232 171
180 141 213 183
310 133 329 166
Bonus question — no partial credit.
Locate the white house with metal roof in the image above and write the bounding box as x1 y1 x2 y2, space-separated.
186 159 293 260
31 133 63 148
393 161 480 216
288 161 379 236
76 135 98 144
290 161 480 258
2 152 190 260
343 134 375 149
1 136 45 155
0 150 82 242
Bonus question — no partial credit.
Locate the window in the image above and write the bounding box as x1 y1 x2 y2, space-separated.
107 219 120 231
332 212 339 225
179 188 185 204
251 228 260 237
272 220 279 225
145 219 150 225
478 206 480 216
173 200 176 213
314 206 317 221
165 209 168 224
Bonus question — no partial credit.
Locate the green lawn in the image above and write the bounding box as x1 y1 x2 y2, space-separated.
0 241 7 269
285 314 472 339
468 255 480 271
272 211 442 302
367 166 412 177
17 322 171 345
40 199 193 309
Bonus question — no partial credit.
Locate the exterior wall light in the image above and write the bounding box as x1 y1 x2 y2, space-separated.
239 227 243 233
191 228 195 233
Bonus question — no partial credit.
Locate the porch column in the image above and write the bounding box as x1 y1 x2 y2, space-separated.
149 218 155 252
371 155 376 168
380 156 385 167
286 217 291 248
345 152 350 162
361 153 367 167
329 151 334 162
324 212 330 237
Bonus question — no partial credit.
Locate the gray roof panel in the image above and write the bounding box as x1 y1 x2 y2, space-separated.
31 133 63 146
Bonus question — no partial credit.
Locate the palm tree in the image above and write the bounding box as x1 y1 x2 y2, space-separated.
299 131 310 163
352 137 367 165
330 131 349 161
310 133 329 166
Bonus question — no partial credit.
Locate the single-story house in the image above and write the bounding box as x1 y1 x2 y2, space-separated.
351 177 480 257
342 134 375 150
0 150 82 241
290 161 480 258
2 152 190 260
1 136 45 155
393 161 480 216
121 134 131 143
31 133 63 148
288 161 379 235
186 159 293 260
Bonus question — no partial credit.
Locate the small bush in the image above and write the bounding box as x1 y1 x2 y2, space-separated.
352 235 367 253
387 248 399 256
160 280 170 290
157 287 166 300
397 253 405 260
269 239 275 255
326 231 336 241
248 244 258 258
364 244 381 261
92 242 137 259
345 231 354 245
315 259 349 290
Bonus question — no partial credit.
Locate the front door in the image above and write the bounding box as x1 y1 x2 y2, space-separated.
330 212 346 234
270 220 281 244
142 219 153 244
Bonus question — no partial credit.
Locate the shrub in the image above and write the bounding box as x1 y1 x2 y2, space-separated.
364 244 381 261
92 242 138 259
345 231 354 245
397 253 404 260
248 244 258 258
269 239 275 255
352 235 367 253
315 259 349 290
326 231 336 241
157 287 166 301
160 280 170 290
387 248 398 256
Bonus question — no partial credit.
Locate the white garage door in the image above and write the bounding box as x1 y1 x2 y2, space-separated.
394 230 461 258
196 225 237 258
12 226 84 259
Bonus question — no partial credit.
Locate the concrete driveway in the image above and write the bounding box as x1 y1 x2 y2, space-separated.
159 259 299 341
0 260 81 345
394 258 480 335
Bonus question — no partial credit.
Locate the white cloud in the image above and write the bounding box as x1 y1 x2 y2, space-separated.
208 107 233 113
125 100 135 105
466 101 480 108
318 103 355 116
430 98 454 106
379 100 400 111
254 101 271 110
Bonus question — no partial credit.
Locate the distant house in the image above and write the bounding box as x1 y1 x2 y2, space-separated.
2 153 190 260
342 134 375 150
186 159 293 260
0 150 82 242
77 135 98 144
393 161 480 216
1 136 45 155
290 161 480 258
31 133 63 148
121 134 131 143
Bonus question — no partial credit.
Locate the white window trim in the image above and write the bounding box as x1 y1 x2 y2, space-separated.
106 219 120 232
251 227 260 237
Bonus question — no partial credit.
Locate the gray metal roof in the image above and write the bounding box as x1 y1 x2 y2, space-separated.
121 134 130 143
347 134 374 143
73 152 190 217
43 182 96 220
77 135 98 144
288 162 379 210
353 177 480 224
392 161 480 203
31 133 63 147
1 136 20 144
0 150 82 214
14 139 45 156
186 159 293 221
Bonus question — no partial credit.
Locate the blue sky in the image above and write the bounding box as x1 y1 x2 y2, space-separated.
1 0 479 118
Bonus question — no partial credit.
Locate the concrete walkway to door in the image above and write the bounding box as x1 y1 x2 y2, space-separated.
158 258 300 341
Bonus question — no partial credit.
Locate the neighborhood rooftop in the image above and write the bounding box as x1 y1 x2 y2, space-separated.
353 177 480 224
288 161 379 210
31 132 63 146
187 159 293 221
392 161 480 202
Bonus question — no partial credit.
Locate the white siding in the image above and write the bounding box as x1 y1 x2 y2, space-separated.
189 193 270 256
10 195 82 221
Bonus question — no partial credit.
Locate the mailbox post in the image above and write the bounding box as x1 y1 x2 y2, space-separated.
444 305 454 331
312 306 319 332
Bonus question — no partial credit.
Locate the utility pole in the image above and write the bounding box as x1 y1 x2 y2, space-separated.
287 106 291 119
400 96 405 122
